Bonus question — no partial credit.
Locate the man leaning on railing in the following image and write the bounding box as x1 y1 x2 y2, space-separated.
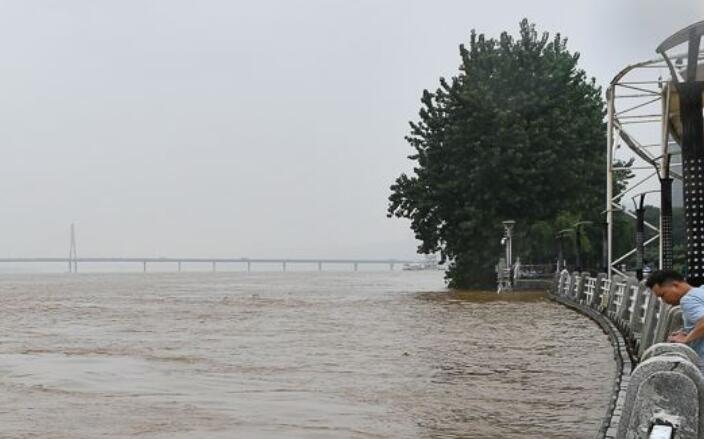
646 269 704 371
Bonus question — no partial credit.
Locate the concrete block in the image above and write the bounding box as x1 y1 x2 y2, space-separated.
641 342 701 369
652 303 673 345
557 270 570 296
592 273 608 309
639 291 660 357
656 307 683 347
572 272 587 300
617 355 704 439
617 277 639 324
628 281 648 334
608 277 627 315
564 272 577 298
600 276 615 310
582 274 597 304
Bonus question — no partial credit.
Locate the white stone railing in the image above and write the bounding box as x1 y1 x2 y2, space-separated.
550 270 702 438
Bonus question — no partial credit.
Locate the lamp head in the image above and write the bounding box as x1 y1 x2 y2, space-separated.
502 220 516 232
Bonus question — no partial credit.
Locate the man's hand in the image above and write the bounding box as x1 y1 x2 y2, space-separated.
668 331 688 343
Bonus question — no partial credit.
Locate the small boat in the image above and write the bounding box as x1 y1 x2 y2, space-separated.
402 256 443 271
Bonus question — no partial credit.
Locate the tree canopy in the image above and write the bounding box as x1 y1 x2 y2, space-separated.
388 20 616 288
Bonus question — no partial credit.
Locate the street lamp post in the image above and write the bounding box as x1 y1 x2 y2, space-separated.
502 220 516 269
556 235 564 273
500 220 516 291
556 228 574 272
602 220 609 274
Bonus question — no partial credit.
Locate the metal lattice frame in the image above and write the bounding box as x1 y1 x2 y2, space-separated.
605 51 704 279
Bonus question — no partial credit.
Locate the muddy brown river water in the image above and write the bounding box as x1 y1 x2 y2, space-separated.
0 271 614 438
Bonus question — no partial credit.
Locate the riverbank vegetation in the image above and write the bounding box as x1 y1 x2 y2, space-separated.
388 20 632 288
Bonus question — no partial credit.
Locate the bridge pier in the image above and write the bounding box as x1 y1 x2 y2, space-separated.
247 261 251 272
143 261 147 273
318 262 322 272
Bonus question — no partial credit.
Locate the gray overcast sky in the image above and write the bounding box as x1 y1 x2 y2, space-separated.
0 0 701 259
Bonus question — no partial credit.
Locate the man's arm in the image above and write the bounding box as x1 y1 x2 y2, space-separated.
669 317 704 343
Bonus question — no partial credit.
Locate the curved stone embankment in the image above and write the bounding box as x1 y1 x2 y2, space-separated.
548 270 704 438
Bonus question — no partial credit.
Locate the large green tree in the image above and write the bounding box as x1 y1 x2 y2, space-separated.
388 20 610 288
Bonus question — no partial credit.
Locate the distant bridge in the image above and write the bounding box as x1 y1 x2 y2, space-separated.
3 225 428 273
0 257 426 273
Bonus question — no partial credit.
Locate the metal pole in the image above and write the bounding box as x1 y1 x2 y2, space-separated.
635 195 646 281
602 221 609 273
660 177 674 269
501 220 516 289
505 233 511 268
660 84 673 270
668 29 704 285
576 225 583 272
556 236 564 272
606 85 616 279
508 230 513 268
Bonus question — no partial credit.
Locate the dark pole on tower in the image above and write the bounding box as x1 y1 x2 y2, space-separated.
658 22 704 285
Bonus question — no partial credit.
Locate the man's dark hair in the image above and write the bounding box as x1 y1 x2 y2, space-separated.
645 269 685 289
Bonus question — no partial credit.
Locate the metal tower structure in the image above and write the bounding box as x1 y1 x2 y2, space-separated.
658 21 704 285
605 20 704 280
